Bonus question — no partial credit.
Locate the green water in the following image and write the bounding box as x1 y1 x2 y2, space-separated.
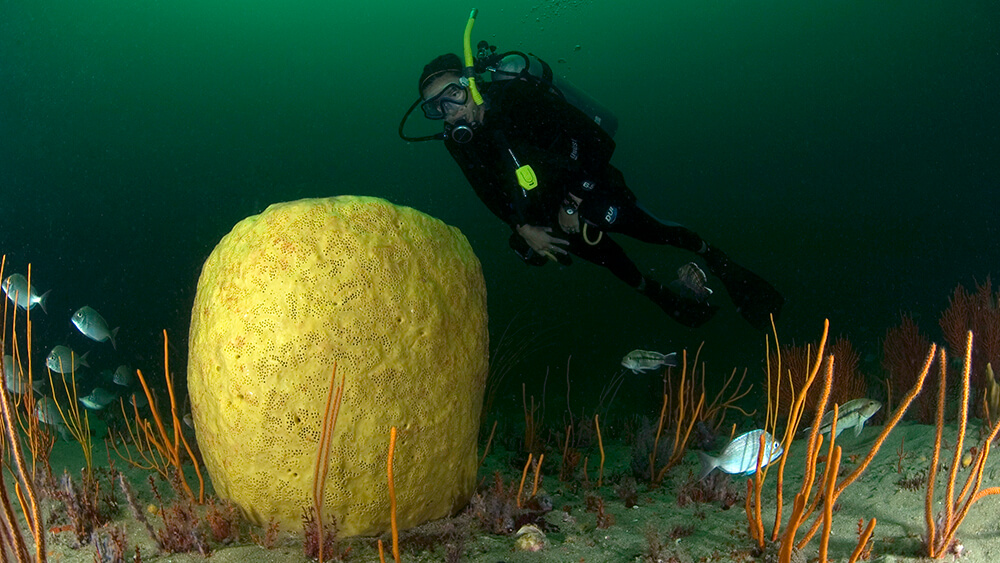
1 0 997 414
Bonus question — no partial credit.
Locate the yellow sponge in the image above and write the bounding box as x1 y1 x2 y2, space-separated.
187 196 488 537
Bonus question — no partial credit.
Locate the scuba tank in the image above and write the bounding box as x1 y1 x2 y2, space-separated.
487 50 619 138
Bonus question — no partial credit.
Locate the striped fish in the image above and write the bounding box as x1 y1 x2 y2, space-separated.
621 349 678 374
805 398 881 439
698 429 783 480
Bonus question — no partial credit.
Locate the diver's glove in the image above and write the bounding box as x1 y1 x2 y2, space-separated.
639 278 718 328
699 243 784 331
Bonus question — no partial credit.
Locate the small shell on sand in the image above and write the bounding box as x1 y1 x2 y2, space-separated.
514 524 547 551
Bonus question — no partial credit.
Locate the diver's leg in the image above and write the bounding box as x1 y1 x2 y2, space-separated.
576 166 705 252
568 234 716 328
607 203 704 251
575 169 782 329
609 203 784 331
568 234 642 287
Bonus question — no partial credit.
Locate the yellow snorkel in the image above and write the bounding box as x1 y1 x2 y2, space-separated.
464 9 537 190
463 9 485 106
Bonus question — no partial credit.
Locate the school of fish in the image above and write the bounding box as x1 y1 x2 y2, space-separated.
1 271 152 440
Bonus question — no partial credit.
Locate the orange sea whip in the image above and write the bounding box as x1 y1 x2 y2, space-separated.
531 454 545 498
517 453 532 509
595 414 605 487
134 330 205 503
0 256 46 562
925 332 1000 558
388 426 400 563
313 364 344 563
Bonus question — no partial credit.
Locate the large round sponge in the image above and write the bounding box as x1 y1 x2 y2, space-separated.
187 196 488 537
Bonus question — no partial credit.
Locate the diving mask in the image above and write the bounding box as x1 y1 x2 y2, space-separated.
420 82 469 120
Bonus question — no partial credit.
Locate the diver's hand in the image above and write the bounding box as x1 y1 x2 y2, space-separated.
516 224 569 262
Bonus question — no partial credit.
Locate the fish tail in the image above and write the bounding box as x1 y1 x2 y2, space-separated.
662 352 678 367
37 290 52 315
110 327 120 350
697 451 717 481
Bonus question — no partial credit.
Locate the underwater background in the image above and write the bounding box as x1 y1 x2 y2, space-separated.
1 0 998 418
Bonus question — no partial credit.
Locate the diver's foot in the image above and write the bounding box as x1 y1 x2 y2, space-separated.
641 279 718 328
700 244 784 331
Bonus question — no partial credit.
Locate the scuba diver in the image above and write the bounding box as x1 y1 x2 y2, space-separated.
399 12 783 330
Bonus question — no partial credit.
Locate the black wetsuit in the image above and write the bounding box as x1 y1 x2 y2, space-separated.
443 78 720 327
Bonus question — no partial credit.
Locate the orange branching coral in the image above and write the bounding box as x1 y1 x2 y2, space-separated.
751 319 934 563
828 337 868 408
971 280 1000 372
938 278 1000 396
925 331 1000 559
939 284 973 360
769 336 866 419
768 342 813 417
0 256 46 563
883 313 935 423
134 331 204 503
649 348 708 483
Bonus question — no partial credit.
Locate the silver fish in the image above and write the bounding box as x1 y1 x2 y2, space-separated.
805 398 882 439
46 345 89 374
621 349 678 374
112 364 135 387
129 392 148 410
35 397 63 425
72 306 119 349
698 429 783 480
2 354 19 381
79 388 119 410
2 354 42 394
3 354 24 392
34 397 73 440
2 274 51 313
669 262 713 302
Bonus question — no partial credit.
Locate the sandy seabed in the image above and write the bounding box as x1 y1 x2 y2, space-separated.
29 420 1000 563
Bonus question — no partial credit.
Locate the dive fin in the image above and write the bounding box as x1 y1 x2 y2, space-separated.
702 246 783 331
641 280 718 328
